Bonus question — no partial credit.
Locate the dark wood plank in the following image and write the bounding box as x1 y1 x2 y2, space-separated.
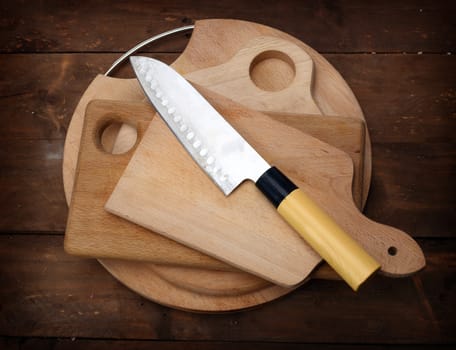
0 337 449 350
365 142 455 236
0 53 178 233
327 54 456 142
0 53 178 141
0 235 454 343
325 53 456 237
0 139 67 233
1 1 453 348
1 1 454 53
1 54 453 140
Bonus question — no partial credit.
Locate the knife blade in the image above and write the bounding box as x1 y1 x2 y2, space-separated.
130 56 380 291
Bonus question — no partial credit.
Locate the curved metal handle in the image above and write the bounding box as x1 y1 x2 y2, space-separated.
105 25 195 76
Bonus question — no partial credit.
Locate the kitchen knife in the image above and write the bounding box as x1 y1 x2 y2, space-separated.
130 56 380 291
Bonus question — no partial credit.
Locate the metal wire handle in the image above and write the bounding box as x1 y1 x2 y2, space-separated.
104 25 195 76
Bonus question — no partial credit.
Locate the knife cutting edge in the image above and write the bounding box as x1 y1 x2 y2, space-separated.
130 56 380 291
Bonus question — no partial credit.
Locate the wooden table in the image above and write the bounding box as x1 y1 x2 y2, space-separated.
0 1 454 348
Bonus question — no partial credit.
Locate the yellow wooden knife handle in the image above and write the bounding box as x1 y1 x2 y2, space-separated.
256 167 380 291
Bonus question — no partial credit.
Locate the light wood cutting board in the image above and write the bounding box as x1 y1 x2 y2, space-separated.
64 97 362 282
63 19 424 310
101 87 424 286
64 95 424 294
64 32 370 272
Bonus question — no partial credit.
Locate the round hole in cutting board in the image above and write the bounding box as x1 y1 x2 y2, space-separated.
100 121 138 155
388 246 398 256
249 50 296 92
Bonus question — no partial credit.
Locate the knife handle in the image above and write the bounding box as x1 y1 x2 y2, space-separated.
256 167 380 291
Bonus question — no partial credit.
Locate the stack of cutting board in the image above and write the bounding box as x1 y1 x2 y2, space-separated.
63 19 425 312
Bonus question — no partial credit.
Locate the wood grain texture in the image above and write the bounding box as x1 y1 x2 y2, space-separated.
103 94 424 281
0 139 67 232
71 97 341 286
0 53 178 141
63 100 232 271
62 97 365 309
2 126 452 237
174 20 366 123
63 96 374 309
0 0 454 345
1 53 453 141
1 1 454 53
0 338 448 350
0 235 454 342
184 35 322 114
63 18 382 311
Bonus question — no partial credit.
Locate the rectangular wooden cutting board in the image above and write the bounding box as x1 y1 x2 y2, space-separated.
64 94 365 286
102 88 365 286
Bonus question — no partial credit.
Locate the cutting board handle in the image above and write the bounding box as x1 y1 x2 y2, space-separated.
185 36 322 114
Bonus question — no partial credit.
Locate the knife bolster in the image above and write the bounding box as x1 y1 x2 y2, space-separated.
255 166 297 207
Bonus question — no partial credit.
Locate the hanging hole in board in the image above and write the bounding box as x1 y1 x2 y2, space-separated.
387 246 398 256
100 121 138 155
249 50 296 92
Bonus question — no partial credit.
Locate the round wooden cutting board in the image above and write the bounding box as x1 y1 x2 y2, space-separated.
63 19 372 311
